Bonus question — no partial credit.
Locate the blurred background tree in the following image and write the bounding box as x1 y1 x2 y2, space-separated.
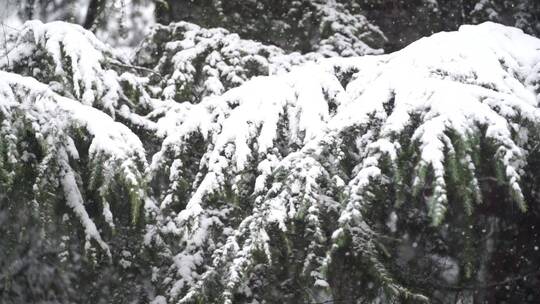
2 0 539 52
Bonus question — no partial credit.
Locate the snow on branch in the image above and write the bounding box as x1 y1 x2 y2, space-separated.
0 71 147 253
135 21 327 103
151 22 540 301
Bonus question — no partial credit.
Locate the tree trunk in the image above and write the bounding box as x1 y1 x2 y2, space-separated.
83 0 105 30
154 0 172 25
25 0 35 19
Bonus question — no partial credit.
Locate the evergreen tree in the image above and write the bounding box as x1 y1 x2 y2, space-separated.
1 3 540 304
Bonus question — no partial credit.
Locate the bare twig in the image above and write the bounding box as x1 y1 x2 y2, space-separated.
0 23 20 32
1 21 10 68
432 269 540 291
108 59 163 79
